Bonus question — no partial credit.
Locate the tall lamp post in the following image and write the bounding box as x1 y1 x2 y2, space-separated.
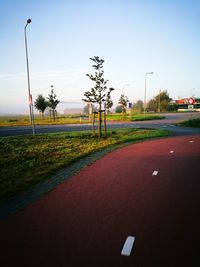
24 18 35 136
144 72 154 113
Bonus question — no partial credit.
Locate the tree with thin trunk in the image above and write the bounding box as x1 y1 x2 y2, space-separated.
47 86 60 121
83 56 114 139
104 89 114 114
34 94 48 119
118 94 129 114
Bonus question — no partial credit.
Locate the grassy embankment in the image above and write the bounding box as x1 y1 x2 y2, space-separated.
0 128 168 200
0 115 81 126
179 118 200 128
0 113 164 126
106 113 165 121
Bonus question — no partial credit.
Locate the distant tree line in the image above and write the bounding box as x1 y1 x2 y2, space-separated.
146 90 176 112
115 90 176 113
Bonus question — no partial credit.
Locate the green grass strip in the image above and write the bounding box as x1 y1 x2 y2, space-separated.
106 113 165 121
179 118 200 128
0 113 165 126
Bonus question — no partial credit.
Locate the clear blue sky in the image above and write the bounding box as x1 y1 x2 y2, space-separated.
0 0 199 114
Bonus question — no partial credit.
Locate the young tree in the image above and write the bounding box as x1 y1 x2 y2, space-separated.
47 86 60 121
118 94 129 114
104 89 114 114
83 56 114 138
34 94 48 119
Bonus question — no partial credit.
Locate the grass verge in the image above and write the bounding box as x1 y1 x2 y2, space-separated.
179 118 200 128
0 128 169 200
0 113 164 126
0 115 83 126
106 113 165 121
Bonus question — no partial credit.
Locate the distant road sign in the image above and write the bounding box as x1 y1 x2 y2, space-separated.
189 98 194 104
127 102 132 108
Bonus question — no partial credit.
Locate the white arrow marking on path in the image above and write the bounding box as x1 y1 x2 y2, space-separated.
152 170 158 176
121 236 135 256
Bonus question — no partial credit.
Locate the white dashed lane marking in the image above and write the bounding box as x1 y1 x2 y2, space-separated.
170 150 174 154
121 236 135 256
152 170 158 176
189 140 194 143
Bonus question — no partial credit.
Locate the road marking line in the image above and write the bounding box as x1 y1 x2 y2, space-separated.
170 150 174 153
121 236 135 256
189 140 194 143
152 170 158 176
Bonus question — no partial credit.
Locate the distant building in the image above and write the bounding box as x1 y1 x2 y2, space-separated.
175 98 200 111
57 101 85 115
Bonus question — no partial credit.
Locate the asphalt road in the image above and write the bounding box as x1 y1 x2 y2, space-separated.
0 112 200 137
0 135 200 266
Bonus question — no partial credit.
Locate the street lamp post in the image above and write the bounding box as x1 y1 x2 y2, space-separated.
24 18 35 136
144 72 154 113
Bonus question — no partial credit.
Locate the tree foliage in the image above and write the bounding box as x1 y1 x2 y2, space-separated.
147 98 157 112
83 56 114 138
47 88 60 110
118 94 129 114
132 100 143 112
147 90 173 112
47 87 60 120
104 89 114 113
34 94 48 119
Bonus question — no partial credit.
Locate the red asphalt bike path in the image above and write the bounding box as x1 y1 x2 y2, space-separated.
1 135 200 267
